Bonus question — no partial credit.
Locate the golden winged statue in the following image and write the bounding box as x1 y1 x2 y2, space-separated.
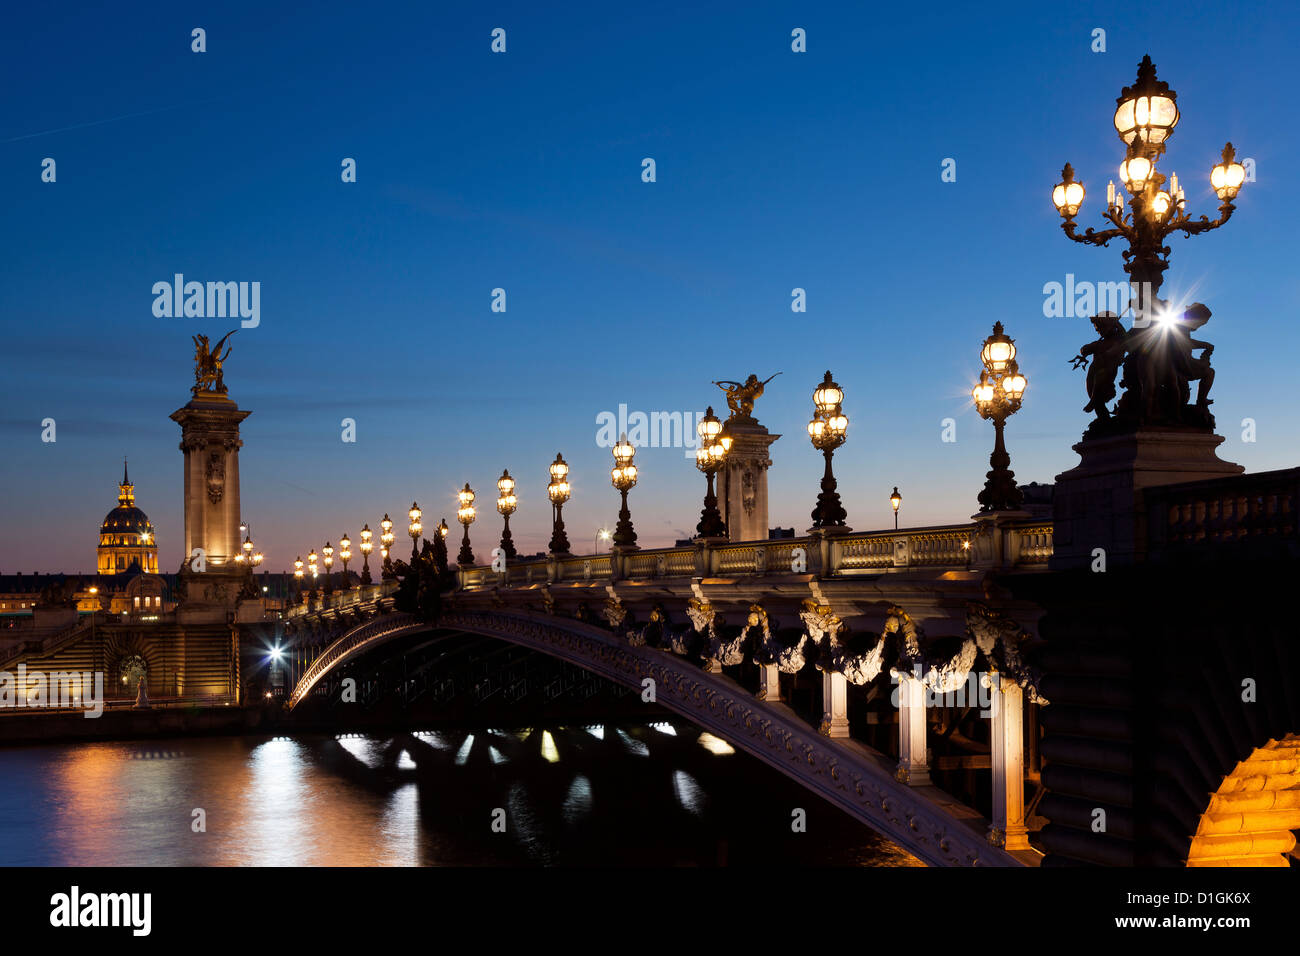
713 372 781 420
192 330 236 394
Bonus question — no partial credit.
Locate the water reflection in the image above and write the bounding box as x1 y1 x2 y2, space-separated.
0 723 922 867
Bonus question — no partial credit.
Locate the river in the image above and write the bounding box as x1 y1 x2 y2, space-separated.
0 720 918 866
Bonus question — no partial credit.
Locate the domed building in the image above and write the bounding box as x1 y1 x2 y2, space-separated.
97 461 159 575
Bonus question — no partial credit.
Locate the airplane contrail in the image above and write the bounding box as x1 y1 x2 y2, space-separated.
3 97 228 143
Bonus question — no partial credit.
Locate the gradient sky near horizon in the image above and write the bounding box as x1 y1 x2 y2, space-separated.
3 1 1298 573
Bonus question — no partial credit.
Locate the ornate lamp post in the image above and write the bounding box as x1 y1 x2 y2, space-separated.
1051 56 1245 427
338 533 352 587
379 514 395 578
694 406 731 538
294 556 304 603
321 542 334 595
496 470 518 559
972 323 1028 512
456 484 477 566
807 371 849 529
307 548 319 600
546 453 571 556
407 502 422 562
890 487 902 530
359 525 373 585
610 433 638 549
437 519 449 540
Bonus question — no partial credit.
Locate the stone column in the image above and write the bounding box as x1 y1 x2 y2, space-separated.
756 663 781 701
988 676 1030 850
718 417 780 543
819 669 849 737
171 392 250 570
896 670 931 785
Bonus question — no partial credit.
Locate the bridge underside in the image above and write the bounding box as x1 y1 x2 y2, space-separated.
288 607 1020 867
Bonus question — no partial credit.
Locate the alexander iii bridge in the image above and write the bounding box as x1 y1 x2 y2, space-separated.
274 461 1300 871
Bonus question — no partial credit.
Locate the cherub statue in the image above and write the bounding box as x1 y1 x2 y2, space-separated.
713 372 781 420
1070 312 1127 420
1170 303 1215 413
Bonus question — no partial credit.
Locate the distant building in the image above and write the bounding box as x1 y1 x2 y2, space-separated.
97 461 158 574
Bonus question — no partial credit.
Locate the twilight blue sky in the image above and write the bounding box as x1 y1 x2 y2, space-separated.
3 1 1297 573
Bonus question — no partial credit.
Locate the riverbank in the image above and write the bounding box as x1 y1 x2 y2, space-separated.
0 704 272 745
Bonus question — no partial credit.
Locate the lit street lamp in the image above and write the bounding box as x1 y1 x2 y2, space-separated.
694 406 731 539
339 533 352 587
456 484 477 567
594 528 611 553
359 525 373 585
408 502 422 562
496 470 518 559
890 487 902 530
547 453 572 556
972 322 1028 512
322 541 334 595
307 548 319 600
438 519 449 540
294 556 304 603
808 371 849 529
610 433 638 549
379 514 395 578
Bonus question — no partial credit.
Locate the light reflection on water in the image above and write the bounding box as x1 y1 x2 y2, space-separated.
0 724 921 867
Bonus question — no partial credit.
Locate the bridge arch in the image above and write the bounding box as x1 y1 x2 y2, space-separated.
1187 735 1300 866
288 606 1020 867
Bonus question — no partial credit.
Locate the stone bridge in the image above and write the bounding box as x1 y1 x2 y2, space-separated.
280 519 1054 866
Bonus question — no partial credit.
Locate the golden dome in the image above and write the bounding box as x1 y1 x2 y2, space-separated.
98 460 158 574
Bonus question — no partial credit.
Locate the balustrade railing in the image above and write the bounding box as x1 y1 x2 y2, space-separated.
288 520 1055 613
1147 468 1300 550
443 520 1050 591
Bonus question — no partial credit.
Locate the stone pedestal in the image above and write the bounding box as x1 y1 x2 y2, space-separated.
1051 427 1242 569
718 417 779 543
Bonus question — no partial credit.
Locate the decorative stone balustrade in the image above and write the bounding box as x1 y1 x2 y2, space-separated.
1147 467 1300 551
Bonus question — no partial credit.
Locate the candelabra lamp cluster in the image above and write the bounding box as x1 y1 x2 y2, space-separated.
406 502 424 563
1051 55 1245 431
321 541 334 594
234 532 264 567
456 484 477 566
379 514 395 578
547 453 571 555
358 525 373 585
972 323 1027 512
807 371 849 529
338 533 352 587
496 470 517 559
694 406 732 538
610 433 639 548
